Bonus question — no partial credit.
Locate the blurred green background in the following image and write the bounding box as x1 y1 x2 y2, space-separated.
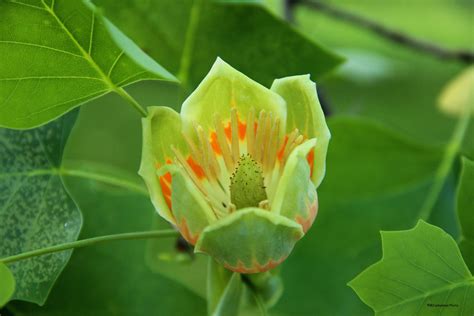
7 0 473 315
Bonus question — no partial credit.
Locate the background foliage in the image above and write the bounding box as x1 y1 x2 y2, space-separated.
0 0 473 315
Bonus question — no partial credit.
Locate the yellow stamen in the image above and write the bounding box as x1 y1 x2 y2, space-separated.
231 108 240 163
246 108 255 157
254 110 266 163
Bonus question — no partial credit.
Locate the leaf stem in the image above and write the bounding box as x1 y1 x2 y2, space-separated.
419 108 471 220
0 230 178 264
114 87 148 117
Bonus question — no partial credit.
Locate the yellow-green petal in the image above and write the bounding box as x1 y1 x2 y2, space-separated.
271 75 330 187
181 57 287 137
271 139 318 233
195 208 303 274
158 164 216 245
138 106 188 224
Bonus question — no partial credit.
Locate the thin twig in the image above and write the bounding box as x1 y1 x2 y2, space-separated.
296 0 474 64
0 230 178 264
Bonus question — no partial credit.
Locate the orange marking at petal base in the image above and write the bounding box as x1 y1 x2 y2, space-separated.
224 122 232 141
159 176 172 209
307 149 315 177
222 256 288 274
186 156 205 179
296 195 318 233
277 136 289 161
237 119 246 140
223 113 247 141
210 131 222 154
178 218 199 245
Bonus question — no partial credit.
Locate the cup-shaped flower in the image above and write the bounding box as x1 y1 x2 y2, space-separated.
139 58 330 273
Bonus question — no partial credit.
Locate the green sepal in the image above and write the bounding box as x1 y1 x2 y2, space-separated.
158 164 216 245
139 106 188 224
207 259 243 316
0 262 15 307
243 272 283 308
271 75 331 187
195 208 303 273
271 139 318 233
181 57 287 137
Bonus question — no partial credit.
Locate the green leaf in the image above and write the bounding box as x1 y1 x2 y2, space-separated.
0 0 175 129
93 0 343 89
458 157 474 271
8 176 207 315
0 262 15 308
273 117 444 315
349 220 474 315
0 111 81 305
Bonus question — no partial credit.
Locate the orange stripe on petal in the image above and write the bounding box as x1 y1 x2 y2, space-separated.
178 218 199 245
159 175 172 209
238 119 246 140
224 122 232 141
277 136 289 161
307 149 315 177
210 131 222 154
187 156 205 179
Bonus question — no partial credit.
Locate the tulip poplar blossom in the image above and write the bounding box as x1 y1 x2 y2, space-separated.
139 58 330 273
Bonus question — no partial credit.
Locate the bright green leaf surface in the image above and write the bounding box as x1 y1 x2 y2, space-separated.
8 174 207 315
0 0 175 129
273 117 444 315
458 157 474 272
0 111 81 305
0 262 15 308
93 0 343 90
349 221 474 315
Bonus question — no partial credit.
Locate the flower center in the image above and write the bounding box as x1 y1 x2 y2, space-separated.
168 108 308 219
229 154 267 209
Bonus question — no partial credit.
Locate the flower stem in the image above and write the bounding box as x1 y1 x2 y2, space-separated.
419 108 471 220
0 230 178 264
114 87 148 117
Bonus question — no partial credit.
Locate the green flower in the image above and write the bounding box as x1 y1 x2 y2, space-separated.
139 58 330 273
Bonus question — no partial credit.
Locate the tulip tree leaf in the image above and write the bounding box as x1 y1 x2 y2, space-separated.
0 262 15 308
349 220 474 315
0 111 82 305
0 0 175 129
458 157 474 271
92 0 343 89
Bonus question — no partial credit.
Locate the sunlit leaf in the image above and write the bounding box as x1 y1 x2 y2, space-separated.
0 111 81 305
349 220 474 315
0 0 175 129
458 157 474 271
438 66 474 117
